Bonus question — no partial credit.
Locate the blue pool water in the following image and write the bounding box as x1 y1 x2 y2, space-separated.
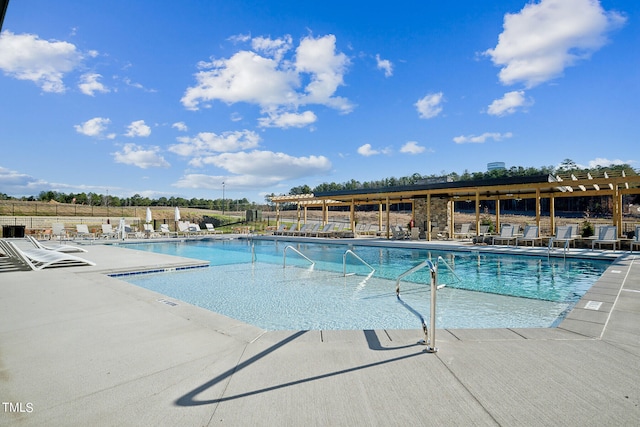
120 239 610 330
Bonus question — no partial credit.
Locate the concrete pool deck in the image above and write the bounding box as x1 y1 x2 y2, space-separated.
1 237 639 425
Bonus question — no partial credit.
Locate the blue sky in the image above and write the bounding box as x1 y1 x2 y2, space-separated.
0 0 637 203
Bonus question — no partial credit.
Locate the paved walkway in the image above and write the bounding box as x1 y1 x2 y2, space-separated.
1 238 639 426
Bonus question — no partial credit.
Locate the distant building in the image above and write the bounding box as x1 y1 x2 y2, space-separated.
487 162 506 171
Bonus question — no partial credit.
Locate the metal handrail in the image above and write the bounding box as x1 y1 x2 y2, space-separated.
436 256 461 283
394 256 458 353
283 245 315 269
343 249 375 276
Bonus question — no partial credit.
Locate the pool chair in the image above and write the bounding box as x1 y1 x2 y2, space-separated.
453 223 473 239
516 225 542 247
158 224 178 237
550 226 575 249
272 224 287 235
74 224 95 240
100 224 117 239
177 221 195 237
303 223 320 236
631 226 640 252
282 224 298 236
591 225 619 251
492 225 516 246
25 235 87 253
315 223 335 237
52 223 68 241
205 223 223 234
0 239 95 270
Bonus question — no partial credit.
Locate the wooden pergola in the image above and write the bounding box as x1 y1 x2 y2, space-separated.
271 171 640 240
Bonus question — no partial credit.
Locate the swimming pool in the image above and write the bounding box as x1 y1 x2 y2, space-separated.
120 239 610 330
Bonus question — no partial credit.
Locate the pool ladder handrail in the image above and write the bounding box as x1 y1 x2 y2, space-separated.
283 245 315 269
343 249 375 276
395 256 458 353
547 237 569 260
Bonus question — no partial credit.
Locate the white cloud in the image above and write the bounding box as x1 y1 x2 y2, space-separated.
169 130 260 157
172 122 188 132
400 141 426 154
586 157 634 168
181 34 353 127
78 72 109 96
125 120 151 138
485 0 626 88
357 144 378 157
74 117 116 139
0 31 83 93
295 35 352 112
357 144 392 157
112 144 169 169
487 90 532 116
375 54 393 77
174 150 332 190
251 35 293 62
453 132 513 144
415 92 444 119
181 50 298 110
258 110 317 128
0 166 112 196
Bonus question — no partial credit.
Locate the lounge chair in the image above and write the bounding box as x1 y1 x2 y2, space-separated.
205 223 223 234
591 226 619 250
631 226 640 252
492 225 516 246
0 239 95 270
101 224 117 239
315 223 335 237
272 224 287 235
550 226 575 248
25 235 87 253
177 221 194 236
74 224 95 240
159 224 178 237
303 223 320 236
282 224 298 236
52 223 68 241
453 223 472 239
516 225 542 247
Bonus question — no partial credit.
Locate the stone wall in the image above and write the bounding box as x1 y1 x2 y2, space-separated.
414 196 451 240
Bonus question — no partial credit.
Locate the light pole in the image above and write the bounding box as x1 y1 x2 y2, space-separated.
222 181 225 217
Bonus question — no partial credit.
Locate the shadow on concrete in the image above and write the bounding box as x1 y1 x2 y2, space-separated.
175 329 425 407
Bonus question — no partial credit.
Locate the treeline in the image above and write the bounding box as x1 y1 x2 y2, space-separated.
0 191 260 211
286 160 635 196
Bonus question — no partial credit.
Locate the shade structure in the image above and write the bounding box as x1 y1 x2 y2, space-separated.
174 206 181 222
146 207 152 224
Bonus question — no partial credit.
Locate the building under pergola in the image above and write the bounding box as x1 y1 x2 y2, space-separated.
270 169 640 240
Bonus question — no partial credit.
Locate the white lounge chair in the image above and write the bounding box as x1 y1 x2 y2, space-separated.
159 224 178 237
205 223 223 234
516 225 542 247
177 221 194 236
74 224 95 240
25 235 87 253
100 224 117 239
454 223 472 239
0 239 95 270
52 223 68 241
492 225 516 246
591 226 619 251
550 226 575 248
